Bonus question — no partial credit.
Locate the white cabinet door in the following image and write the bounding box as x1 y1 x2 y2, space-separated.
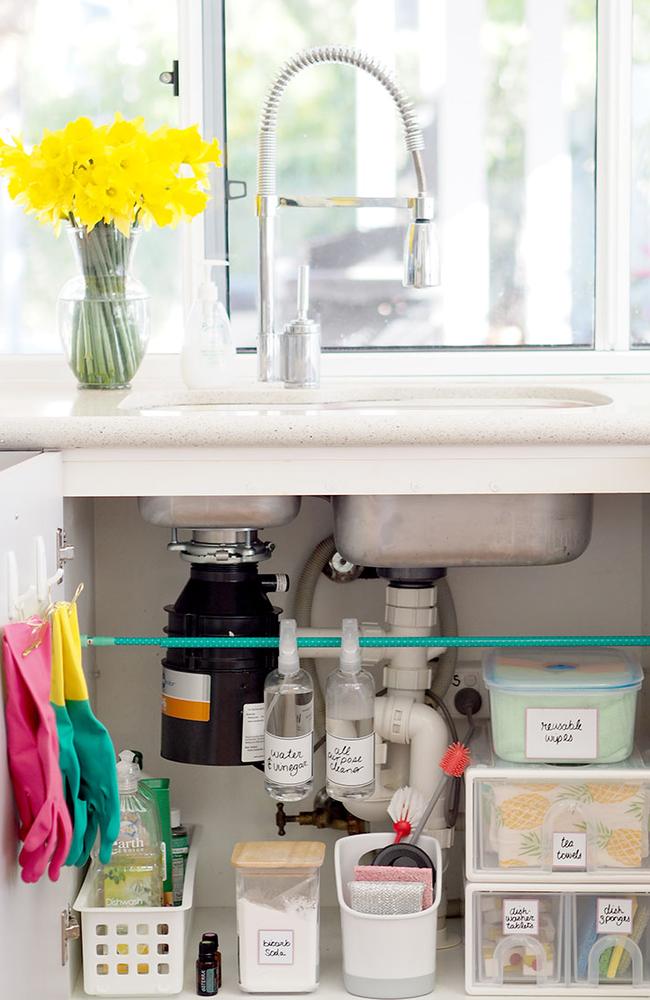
0 452 77 1000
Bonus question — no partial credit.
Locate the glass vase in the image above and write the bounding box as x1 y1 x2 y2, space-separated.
57 223 150 389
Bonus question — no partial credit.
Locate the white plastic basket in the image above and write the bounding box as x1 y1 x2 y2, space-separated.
74 825 201 996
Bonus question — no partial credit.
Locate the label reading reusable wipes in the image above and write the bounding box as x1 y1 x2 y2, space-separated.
525 707 598 760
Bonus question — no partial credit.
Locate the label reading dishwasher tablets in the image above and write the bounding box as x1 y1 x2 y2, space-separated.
503 899 539 935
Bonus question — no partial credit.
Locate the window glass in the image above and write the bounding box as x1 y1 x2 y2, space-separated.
632 0 650 346
0 0 179 353
225 0 597 350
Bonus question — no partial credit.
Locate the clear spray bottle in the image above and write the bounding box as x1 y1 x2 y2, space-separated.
325 619 376 799
264 619 314 801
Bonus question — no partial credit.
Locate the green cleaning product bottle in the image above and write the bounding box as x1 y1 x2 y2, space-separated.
98 750 163 907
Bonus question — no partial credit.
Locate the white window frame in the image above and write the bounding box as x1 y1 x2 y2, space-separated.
178 0 650 378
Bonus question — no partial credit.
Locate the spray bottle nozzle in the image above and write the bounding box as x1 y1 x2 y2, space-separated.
278 618 300 675
340 618 361 673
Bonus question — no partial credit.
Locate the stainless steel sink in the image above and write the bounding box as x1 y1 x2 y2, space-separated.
122 383 611 414
138 495 301 529
332 494 593 567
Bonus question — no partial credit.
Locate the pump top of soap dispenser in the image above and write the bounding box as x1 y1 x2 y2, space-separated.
278 618 300 675
116 749 140 793
340 618 361 673
198 259 228 302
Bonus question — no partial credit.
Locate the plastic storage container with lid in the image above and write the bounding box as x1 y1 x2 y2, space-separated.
231 841 325 993
483 648 643 764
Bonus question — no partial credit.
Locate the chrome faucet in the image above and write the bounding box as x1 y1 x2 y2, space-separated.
256 45 440 383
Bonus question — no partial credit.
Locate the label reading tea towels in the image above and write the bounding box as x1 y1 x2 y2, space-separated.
597 898 633 934
503 899 539 935
525 707 598 760
552 832 587 871
326 732 375 786
265 731 313 785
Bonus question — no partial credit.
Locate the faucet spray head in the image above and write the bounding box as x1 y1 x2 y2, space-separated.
403 219 440 289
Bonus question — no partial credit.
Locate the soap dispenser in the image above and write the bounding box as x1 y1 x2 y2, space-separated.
283 264 321 388
325 619 376 800
263 618 314 801
181 260 236 388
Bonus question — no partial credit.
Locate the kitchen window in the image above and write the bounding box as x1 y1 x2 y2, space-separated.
0 0 180 354
0 0 648 376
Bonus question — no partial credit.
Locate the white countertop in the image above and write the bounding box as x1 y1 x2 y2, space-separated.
1 369 649 451
5 361 650 496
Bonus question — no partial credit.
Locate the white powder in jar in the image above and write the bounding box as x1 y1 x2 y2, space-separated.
237 893 319 992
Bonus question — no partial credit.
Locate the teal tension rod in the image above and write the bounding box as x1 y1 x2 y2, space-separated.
81 634 650 649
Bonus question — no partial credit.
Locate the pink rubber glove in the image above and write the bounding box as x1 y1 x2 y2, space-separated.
2 620 72 882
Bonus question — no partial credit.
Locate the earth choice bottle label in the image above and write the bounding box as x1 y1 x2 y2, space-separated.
326 732 375 786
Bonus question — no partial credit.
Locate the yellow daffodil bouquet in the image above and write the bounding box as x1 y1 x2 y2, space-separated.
0 115 222 388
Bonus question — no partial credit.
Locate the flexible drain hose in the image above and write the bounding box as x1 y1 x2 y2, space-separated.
293 534 337 736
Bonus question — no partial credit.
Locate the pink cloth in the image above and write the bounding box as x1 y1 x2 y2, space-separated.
2 621 72 882
353 864 433 909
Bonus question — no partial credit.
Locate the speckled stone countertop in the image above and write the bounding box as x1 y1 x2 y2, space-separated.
1 369 648 451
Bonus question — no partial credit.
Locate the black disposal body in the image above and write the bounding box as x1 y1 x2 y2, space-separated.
161 563 279 765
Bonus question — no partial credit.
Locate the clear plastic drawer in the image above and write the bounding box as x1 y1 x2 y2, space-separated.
466 747 650 882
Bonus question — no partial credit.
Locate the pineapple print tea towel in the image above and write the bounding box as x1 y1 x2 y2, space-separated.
485 781 649 869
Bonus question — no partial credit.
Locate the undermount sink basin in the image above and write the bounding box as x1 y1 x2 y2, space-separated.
333 494 594 568
122 383 611 414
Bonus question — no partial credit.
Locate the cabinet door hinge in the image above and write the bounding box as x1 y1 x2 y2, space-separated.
61 905 80 966
56 527 75 569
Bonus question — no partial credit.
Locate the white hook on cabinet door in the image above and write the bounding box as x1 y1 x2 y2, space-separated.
34 535 64 609
5 550 21 622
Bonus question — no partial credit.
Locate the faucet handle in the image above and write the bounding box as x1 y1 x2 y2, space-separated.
297 263 310 319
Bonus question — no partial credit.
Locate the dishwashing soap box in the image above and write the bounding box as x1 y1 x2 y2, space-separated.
483 648 642 765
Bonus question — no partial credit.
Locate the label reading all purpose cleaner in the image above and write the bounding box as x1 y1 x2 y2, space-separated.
162 667 210 722
525 707 598 760
265 731 313 785
326 732 375 786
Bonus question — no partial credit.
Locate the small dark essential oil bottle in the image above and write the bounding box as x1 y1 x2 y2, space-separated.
196 941 218 996
201 932 222 989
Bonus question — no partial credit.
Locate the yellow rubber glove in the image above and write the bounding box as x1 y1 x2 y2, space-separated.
60 602 119 865
50 606 87 865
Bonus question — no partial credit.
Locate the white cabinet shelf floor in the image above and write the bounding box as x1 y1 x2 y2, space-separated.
72 908 466 1000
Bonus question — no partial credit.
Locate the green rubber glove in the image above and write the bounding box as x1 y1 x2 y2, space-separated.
60 602 120 865
51 606 87 866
